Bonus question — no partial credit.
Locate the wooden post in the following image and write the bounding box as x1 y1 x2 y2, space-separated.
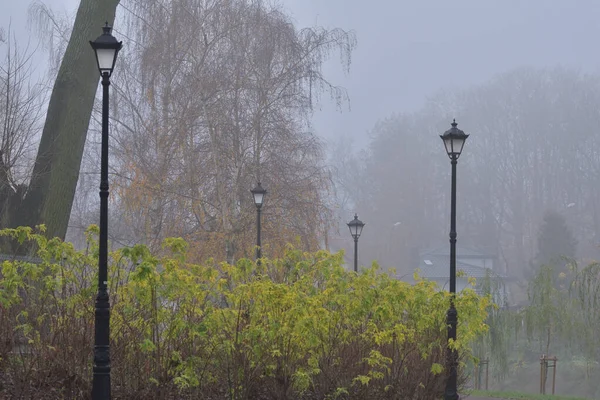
474 358 489 390
484 358 489 390
539 355 558 395
540 355 547 395
551 356 558 395
539 355 543 395
474 363 480 390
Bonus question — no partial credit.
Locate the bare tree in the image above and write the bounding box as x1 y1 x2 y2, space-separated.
341 67 600 280
107 0 355 261
0 0 121 251
0 27 47 231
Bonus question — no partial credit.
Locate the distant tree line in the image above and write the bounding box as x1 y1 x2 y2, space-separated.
336 68 600 280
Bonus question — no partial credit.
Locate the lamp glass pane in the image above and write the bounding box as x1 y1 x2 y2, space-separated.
96 48 116 71
348 224 358 237
253 192 264 206
356 224 364 237
443 137 453 155
452 137 466 156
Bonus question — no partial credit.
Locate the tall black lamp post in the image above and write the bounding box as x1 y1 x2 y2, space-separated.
347 214 365 272
90 23 122 400
251 182 267 261
440 119 469 400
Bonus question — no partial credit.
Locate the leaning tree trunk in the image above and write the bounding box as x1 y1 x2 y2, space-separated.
14 0 120 241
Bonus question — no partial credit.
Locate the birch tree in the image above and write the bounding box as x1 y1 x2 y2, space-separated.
110 0 355 261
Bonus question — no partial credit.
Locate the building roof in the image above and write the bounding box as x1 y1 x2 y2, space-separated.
421 245 497 259
415 245 506 280
417 255 505 279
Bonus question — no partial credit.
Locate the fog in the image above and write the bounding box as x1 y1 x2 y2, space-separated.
3 0 600 396
5 0 600 288
7 1 600 147
284 0 600 147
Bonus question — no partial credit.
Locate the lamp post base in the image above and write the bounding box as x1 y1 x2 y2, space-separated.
444 303 459 400
444 392 460 400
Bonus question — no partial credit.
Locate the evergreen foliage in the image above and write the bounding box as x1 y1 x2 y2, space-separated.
530 210 577 278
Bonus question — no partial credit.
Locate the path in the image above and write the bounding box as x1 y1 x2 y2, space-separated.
466 397 500 400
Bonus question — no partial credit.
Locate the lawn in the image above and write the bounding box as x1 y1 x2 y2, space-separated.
469 389 591 400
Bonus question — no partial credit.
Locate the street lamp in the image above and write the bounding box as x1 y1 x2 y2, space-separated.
440 119 469 400
347 213 365 272
251 182 267 261
90 23 122 400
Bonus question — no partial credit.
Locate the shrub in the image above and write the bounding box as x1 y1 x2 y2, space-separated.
0 226 489 399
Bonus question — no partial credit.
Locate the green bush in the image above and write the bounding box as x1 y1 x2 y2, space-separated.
0 226 489 399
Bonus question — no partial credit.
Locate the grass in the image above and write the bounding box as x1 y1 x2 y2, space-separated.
469 389 591 400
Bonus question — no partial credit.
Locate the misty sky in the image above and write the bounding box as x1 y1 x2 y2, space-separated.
4 0 600 148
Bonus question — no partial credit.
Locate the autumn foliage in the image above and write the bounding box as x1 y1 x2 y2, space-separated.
0 226 489 399
104 0 356 262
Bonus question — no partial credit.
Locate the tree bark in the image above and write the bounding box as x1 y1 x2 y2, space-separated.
15 0 120 240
